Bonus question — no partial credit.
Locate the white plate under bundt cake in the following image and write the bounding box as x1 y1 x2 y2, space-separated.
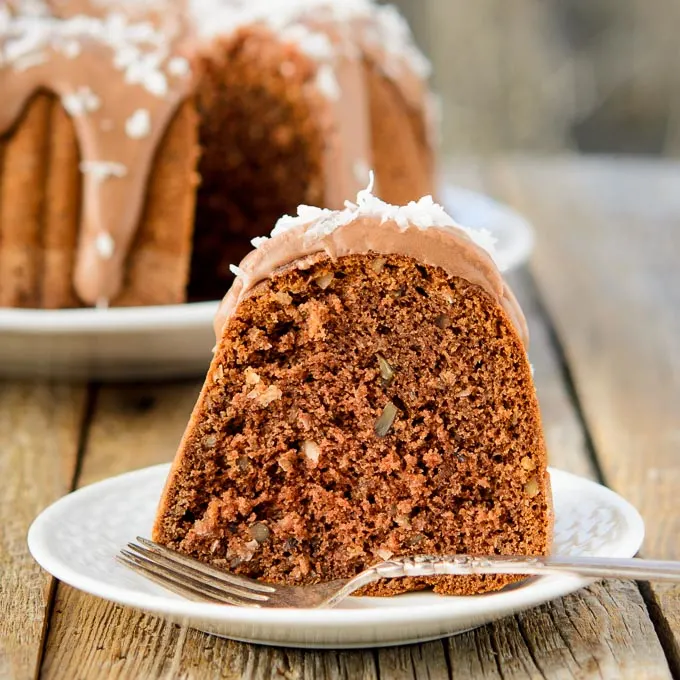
153 183 553 596
0 0 434 309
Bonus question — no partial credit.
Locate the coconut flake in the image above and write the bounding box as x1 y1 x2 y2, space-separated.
79 160 128 181
61 86 101 116
270 173 497 261
61 39 81 59
187 0 429 88
125 108 151 139
167 55 190 77
12 51 48 71
353 159 370 184
2 11 176 99
95 231 115 259
315 63 340 100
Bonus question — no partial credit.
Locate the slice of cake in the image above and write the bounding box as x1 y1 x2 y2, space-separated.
0 0 435 308
153 180 552 596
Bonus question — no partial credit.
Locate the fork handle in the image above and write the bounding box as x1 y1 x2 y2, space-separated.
368 555 680 582
321 554 680 608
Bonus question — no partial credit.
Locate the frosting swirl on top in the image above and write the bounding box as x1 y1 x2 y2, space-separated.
215 178 529 347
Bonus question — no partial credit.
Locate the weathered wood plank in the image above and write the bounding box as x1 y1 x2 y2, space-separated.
376 641 450 679
76 381 203 487
0 382 85 680
487 155 680 676
517 579 670 679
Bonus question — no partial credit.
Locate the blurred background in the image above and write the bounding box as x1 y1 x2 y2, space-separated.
387 0 680 156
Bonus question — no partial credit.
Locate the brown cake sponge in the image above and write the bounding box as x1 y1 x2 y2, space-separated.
154 249 552 596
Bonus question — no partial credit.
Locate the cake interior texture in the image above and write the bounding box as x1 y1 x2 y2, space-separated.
154 252 551 596
188 29 326 301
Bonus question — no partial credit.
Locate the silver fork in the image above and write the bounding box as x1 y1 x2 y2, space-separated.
118 537 680 609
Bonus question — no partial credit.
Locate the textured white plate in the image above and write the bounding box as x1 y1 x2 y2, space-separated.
0 183 534 380
28 466 643 649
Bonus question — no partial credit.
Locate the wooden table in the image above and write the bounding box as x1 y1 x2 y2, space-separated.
2 156 679 679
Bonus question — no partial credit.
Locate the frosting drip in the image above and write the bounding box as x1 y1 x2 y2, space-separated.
0 4 194 304
0 0 431 305
215 186 529 347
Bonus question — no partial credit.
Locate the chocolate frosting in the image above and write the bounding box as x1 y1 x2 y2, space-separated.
214 193 529 348
0 0 431 306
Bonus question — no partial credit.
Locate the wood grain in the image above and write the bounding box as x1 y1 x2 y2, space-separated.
76 381 202 487
376 641 450 679
487 155 680 676
0 382 85 679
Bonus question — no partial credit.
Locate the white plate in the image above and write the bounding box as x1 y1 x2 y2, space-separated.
0 184 534 380
441 184 535 273
28 466 643 649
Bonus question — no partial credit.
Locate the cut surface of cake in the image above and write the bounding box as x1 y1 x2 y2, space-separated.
0 0 435 308
153 182 553 596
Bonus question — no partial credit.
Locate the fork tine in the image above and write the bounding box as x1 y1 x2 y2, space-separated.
117 552 262 607
120 549 268 604
116 555 205 602
126 544 270 602
135 537 275 593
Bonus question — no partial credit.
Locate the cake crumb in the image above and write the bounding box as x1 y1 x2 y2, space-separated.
248 384 283 406
313 272 334 289
244 367 261 386
520 456 535 471
302 440 321 465
524 477 540 497
303 300 326 339
371 257 386 273
278 451 296 472
274 291 292 305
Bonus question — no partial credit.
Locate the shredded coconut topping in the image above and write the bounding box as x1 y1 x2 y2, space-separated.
315 63 340 100
1 11 189 97
263 172 498 259
167 55 190 77
79 160 128 181
61 86 101 116
353 159 370 184
188 0 430 82
125 108 151 138
95 231 115 259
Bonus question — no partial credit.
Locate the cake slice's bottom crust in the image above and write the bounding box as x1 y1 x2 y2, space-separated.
154 252 551 596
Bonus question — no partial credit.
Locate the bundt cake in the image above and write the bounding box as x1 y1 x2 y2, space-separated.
0 0 435 308
153 180 553 596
